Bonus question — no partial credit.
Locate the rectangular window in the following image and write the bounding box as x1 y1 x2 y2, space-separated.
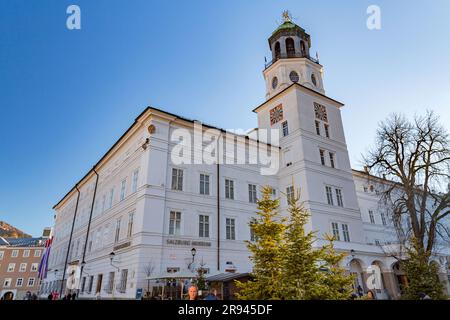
31 263 38 272
248 184 257 203
324 124 330 138
127 212 134 238
331 222 340 241
7 263 15 272
329 152 335 168
108 188 114 209
19 263 27 272
369 210 375 224
381 212 387 226
250 226 256 242
319 149 326 165
286 185 295 204
120 179 126 201
171 168 183 191
199 174 210 195
375 239 381 246
132 169 139 193
101 194 107 213
88 276 94 293
335 189 344 207
315 121 321 135
23 250 30 258
81 277 87 292
34 250 41 257
27 278 35 287
11 250 18 258
114 218 121 243
226 218 236 240
106 272 114 294
225 179 234 200
119 269 128 293
282 121 289 137
199 215 210 238
342 224 350 242
270 187 276 197
16 278 23 287
169 211 181 235
0 251 4 260
3 278 11 288
326 186 334 205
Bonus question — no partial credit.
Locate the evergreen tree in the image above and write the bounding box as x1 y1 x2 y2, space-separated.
281 191 353 300
400 239 446 300
318 234 354 300
281 190 326 299
235 186 287 300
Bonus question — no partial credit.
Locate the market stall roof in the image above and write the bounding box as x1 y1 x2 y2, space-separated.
146 270 196 280
206 273 251 282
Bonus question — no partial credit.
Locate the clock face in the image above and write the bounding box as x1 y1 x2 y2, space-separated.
272 77 278 89
289 71 299 83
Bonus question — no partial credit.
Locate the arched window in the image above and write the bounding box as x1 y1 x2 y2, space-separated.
300 41 306 56
286 38 295 57
311 74 317 87
274 42 281 60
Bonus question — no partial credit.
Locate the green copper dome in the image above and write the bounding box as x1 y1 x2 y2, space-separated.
272 21 301 35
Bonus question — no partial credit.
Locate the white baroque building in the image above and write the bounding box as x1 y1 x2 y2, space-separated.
41 17 450 299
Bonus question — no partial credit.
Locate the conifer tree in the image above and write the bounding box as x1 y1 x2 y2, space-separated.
400 239 446 300
235 186 286 300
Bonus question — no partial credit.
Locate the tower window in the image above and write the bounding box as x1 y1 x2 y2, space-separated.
300 41 306 56
311 74 317 86
324 124 330 138
289 71 299 83
272 76 278 89
274 42 281 59
315 121 321 135
286 37 295 57
282 121 289 137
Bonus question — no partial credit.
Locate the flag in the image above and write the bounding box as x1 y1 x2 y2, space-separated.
38 237 53 280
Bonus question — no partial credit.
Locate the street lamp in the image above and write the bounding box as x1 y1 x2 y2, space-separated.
109 252 120 299
188 248 197 271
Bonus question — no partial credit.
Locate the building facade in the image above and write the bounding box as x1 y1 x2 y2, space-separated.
0 237 46 300
41 16 450 300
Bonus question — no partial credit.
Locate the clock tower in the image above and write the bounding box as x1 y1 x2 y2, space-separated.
254 12 365 245
263 12 325 99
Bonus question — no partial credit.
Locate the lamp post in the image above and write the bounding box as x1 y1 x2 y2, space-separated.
188 248 197 272
109 252 120 299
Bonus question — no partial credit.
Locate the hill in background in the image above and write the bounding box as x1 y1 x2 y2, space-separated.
0 220 31 238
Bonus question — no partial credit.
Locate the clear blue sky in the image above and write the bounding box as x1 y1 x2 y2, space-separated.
1 0 450 236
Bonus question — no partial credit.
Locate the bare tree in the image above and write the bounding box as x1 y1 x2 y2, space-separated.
363 111 450 258
144 259 155 296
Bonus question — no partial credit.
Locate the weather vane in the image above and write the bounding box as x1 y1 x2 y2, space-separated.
282 10 292 22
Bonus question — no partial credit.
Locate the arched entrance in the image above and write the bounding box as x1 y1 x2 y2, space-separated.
349 259 365 295
368 260 389 299
392 261 408 295
2 291 14 300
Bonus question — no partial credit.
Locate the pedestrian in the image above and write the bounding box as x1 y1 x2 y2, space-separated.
204 289 218 300
187 284 199 300
48 292 53 300
32 293 37 300
366 290 375 300
357 285 363 297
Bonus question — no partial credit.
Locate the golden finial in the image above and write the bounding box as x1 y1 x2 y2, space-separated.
282 10 292 22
